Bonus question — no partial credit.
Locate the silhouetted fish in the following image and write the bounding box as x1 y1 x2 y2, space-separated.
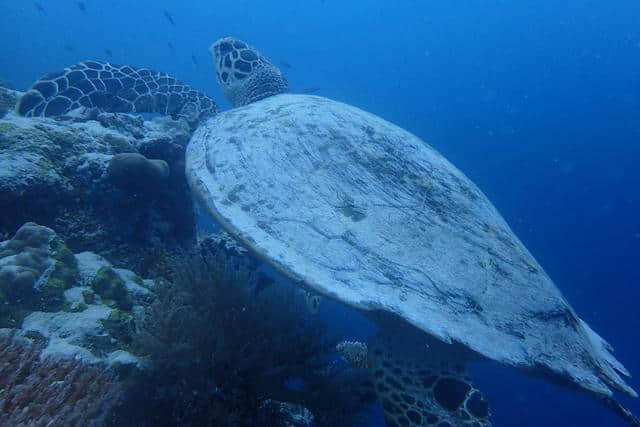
280 60 292 69
191 54 198 65
302 86 322 94
64 44 75 52
104 48 113 57
167 41 175 50
34 2 44 13
163 10 176 26
76 2 87 14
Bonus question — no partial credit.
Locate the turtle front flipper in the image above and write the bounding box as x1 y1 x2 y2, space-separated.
368 326 491 427
17 61 217 123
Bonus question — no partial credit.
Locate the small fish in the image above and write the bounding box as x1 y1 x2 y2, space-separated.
167 41 175 50
76 1 87 14
104 48 113 57
280 60 292 69
191 54 198 65
34 2 44 13
64 44 75 52
163 10 176 26
302 86 322 94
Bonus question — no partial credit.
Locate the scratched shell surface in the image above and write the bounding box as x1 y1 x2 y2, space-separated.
186 94 634 398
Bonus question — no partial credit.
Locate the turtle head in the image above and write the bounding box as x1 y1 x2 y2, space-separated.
210 37 288 107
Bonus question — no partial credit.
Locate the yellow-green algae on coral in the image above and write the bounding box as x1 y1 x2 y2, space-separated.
101 308 135 348
39 235 78 312
82 289 96 304
91 266 133 311
0 121 16 134
0 223 78 327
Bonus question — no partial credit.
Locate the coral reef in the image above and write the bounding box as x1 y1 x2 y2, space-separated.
0 334 122 427
0 87 19 118
0 223 77 326
0 111 195 270
111 244 375 426
0 78 13 89
106 153 169 195
90 266 133 310
1 224 153 368
0 103 379 424
0 222 375 425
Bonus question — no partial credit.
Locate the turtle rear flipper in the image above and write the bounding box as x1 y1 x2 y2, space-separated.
368 326 491 427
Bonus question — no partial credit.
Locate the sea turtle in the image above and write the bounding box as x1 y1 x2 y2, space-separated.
15 37 639 426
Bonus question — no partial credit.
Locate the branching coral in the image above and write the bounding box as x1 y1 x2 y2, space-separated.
111 244 375 426
0 334 122 426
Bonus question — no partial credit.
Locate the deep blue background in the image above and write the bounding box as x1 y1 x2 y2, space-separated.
1 1 639 425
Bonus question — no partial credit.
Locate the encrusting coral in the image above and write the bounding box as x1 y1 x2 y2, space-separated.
106 152 169 195
0 334 122 427
0 222 77 327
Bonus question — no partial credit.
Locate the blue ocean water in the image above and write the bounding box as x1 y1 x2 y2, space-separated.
1 1 638 426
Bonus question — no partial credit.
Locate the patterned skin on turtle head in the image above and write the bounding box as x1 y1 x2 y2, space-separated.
210 37 288 108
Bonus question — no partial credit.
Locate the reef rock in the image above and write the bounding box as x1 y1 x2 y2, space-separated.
0 222 76 325
0 223 155 369
0 78 14 90
0 87 20 119
0 111 196 269
107 152 169 194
